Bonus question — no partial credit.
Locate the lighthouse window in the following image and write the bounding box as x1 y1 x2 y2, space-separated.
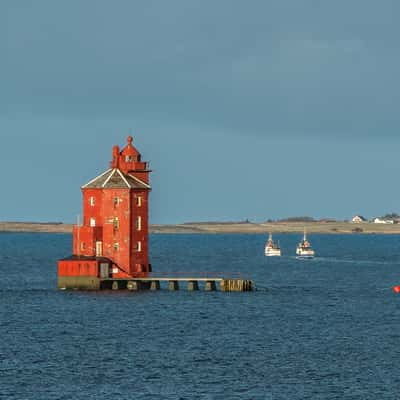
135 241 142 252
81 242 86 250
90 218 96 227
125 155 133 162
114 197 119 207
136 216 142 231
114 242 119 251
113 218 119 230
90 196 95 206
136 196 142 207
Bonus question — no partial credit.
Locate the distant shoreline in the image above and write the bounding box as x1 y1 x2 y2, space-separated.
2 221 400 234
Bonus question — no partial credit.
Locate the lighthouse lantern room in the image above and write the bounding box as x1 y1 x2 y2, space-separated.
58 136 151 290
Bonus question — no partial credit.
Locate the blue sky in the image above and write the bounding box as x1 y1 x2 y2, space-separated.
1 0 400 224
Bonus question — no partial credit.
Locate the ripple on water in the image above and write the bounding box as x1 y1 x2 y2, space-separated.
1 233 400 399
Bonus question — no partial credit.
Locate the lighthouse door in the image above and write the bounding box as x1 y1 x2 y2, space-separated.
95 241 103 257
99 263 109 278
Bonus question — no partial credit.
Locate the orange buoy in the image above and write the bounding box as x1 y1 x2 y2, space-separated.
393 286 400 293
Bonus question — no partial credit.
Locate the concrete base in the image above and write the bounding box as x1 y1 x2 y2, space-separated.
150 281 160 291
168 280 179 291
187 280 199 291
127 281 141 291
58 276 100 290
204 281 217 291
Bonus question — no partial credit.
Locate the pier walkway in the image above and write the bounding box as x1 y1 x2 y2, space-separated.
101 272 253 292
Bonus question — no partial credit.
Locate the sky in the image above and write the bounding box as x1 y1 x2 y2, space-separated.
1 0 400 224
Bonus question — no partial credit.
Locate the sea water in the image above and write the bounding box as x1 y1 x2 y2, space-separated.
0 232 400 399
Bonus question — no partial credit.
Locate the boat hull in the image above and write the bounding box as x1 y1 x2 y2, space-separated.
265 248 282 257
296 249 315 259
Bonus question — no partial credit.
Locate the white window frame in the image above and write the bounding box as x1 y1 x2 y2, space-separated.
96 241 103 257
135 241 141 252
136 196 142 207
90 217 96 227
113 217 119 230
90 196 95 206
136 216 142 231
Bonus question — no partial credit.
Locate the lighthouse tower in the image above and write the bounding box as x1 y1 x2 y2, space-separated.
58 136 151 289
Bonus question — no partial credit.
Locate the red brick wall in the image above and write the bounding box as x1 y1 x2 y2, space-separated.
130 190 149 272
72 226 103 257
82 188 103 227
58 260 99 277
101 188 131 278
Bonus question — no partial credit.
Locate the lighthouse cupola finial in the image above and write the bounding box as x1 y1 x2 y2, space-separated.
127 135 133 146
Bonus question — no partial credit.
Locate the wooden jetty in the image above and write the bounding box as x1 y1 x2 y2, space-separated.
101 277 253 292
59 273 253 292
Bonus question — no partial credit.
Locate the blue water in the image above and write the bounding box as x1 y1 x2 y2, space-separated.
1 233 400 399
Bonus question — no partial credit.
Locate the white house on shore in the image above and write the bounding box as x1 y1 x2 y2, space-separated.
351 215 367 223
373 217 394 224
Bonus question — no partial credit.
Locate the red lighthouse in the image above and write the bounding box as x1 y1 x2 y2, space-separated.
58 136 151 289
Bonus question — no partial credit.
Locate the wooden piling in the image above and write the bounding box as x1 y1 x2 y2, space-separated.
168 280 179 291
187 280 199 291
220 279 253 292
127 281 141 291
150 280 160 291
204 280 217 291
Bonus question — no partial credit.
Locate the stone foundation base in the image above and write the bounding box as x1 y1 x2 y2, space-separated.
58 276 100 290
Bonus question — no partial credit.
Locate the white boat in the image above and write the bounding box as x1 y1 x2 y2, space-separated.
265 233 281 256
296 230 315 259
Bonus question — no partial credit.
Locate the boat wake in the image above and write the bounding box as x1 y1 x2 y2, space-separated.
304 256 397 266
